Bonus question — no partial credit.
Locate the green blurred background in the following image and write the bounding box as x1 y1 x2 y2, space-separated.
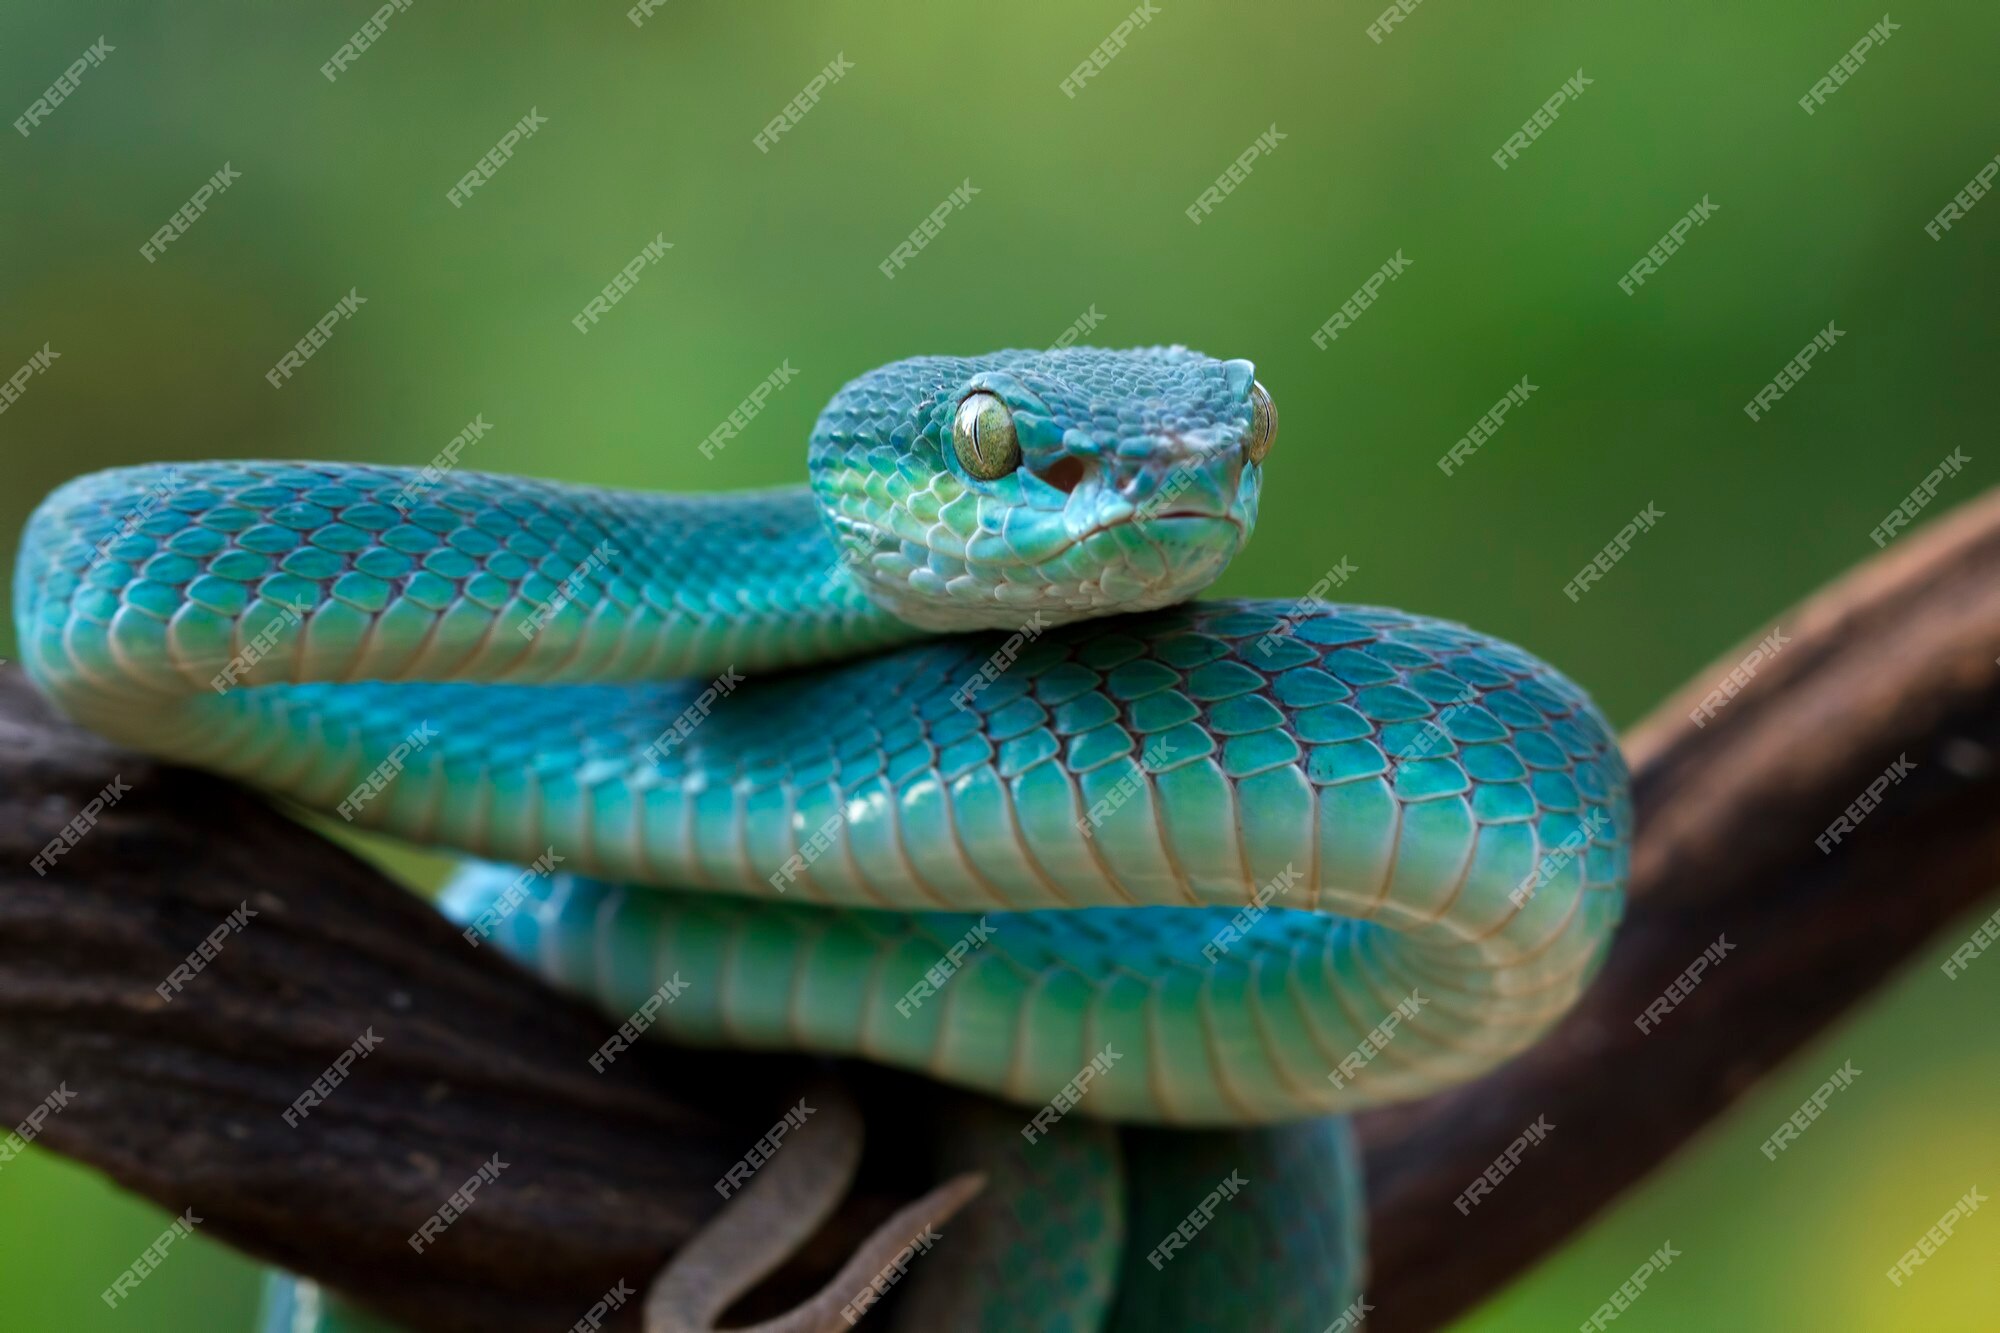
4 1 1996 1328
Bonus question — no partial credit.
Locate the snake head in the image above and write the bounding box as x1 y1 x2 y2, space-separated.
808 346 1270 632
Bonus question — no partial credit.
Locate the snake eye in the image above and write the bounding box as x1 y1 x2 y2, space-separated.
1245 382 1277 465
953 392 1021 481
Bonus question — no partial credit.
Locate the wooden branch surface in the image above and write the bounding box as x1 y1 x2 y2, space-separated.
0 677 884 1332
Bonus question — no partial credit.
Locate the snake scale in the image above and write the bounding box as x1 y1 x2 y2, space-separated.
14 347 1629 1331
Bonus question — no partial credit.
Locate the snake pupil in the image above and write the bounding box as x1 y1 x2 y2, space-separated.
1246 382 1278 465
953 392 1021 481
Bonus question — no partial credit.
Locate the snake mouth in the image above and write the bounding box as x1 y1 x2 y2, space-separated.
963 506 1242 569
1089 508 1242 538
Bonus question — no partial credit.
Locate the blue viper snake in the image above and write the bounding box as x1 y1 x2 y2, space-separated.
13 347 1629 1330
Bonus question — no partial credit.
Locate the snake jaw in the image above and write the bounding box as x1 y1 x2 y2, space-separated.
836 511 1252 633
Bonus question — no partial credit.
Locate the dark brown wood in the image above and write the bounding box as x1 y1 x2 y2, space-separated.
0 670 839 1332
4 488 1998 1332
1355 488 2000 1331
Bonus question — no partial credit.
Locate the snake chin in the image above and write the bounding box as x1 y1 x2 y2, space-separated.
856 510 1252 633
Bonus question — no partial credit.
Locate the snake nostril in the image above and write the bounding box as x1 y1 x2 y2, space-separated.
1033 457 1086 494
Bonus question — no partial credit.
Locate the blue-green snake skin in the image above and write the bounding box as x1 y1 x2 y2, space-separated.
14 347 1629 1331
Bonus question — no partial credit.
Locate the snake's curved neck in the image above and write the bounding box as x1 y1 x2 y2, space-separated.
14 463 921 748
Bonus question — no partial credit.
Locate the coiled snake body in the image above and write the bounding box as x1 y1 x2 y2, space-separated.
15 348 1628 1331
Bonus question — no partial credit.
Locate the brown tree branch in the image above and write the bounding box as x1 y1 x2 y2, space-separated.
3 489 1997 1331
0 677 925 1332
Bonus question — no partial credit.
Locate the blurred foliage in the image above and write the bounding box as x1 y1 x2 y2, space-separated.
3 0 1996 1327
